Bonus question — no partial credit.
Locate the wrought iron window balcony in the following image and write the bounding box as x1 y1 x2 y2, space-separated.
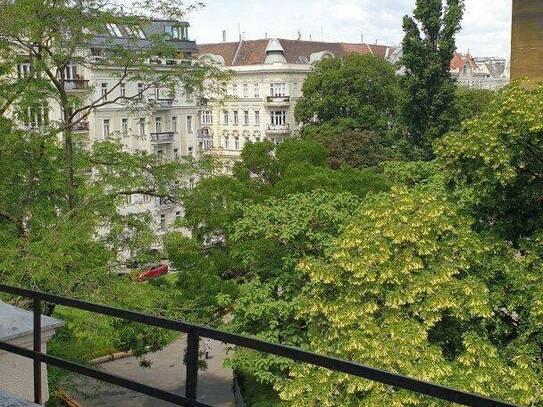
266 123 290 134
147 97 174 108
150 132 175 144
63 79 89 91
265 95 291 107
0 284 520 407
72 121 89 132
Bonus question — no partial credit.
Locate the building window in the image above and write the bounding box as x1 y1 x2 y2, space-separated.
155 117 162 133
270 82 286 97
106 23 122 37
125 194 132 205
139 118 145 136
234 136 240 150
224 136 229 149
256 136 261 142
160 214 166 229
255 111 260 126
223 110 229 125
165 25 188 40
175 211 182 220
103 119 110 139
242 83 249 98
271 111 286 126
186 116 193 133
120 83 126 97
171 116 177 133
244 110 249 126
101 83 108 101
202 111 213 125
188 146 194 157
231 83 238 97
245 136 250 144
233 110 239 125
174 148 179 159
121 118 128 135
17 63 32 79
154 86 160 101
137 83 144 99
189 178 195 189
254 83 260 98
143 194 152 203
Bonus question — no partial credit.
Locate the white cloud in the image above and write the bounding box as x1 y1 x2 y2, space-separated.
187 0 512 57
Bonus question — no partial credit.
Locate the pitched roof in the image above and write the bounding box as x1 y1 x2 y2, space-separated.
198 38 395 66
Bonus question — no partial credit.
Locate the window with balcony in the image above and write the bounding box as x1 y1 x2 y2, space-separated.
270 82 287 97
243 83 249 98
171 117 177 133
244 110 249 126
271 111 287 126
231 83 238 97
103 119 110 139
255 111 260 126
187 116 193 133
224 136 229 149
235 137 240 150
223 111 229 125
120 83 126 98
254 83 260 98
233 111 239 125
201 111 213 125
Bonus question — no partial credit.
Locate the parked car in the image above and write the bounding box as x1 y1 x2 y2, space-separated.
136 263 169 282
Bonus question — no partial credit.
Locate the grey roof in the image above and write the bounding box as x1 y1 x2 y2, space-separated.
90 20 197 53
0 301 64 342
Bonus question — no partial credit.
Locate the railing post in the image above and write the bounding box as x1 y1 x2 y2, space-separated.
33 294 42 405
185 330 199 403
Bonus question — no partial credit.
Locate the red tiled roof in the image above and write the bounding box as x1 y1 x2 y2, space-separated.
198 39 395 66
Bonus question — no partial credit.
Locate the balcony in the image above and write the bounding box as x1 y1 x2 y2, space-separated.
265 123 290 135
265 95 291 107
156 197 176 210
148 97 174 109
72 120 89 132
63 79 89 92
150 131 174 144
0 284 519 407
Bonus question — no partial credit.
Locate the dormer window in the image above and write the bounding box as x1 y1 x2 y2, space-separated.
125 26 146 39
106 23 123 37
165 25 188 40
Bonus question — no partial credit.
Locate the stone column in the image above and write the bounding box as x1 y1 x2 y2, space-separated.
511 0 543 85
0 302 64 405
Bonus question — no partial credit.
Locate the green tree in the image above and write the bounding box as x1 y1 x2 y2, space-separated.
295 54 401 135
0 0 223 302
277 187 540 406
400 0 465 158
435 82 543 243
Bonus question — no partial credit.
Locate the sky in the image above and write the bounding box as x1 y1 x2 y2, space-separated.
186 0 512 58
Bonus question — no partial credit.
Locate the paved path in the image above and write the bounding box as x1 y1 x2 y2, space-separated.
71 337 235 407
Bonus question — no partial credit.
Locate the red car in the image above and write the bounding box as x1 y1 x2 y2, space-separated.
136 264 169 282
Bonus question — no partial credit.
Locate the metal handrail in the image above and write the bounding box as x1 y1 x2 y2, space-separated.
0 284 519 407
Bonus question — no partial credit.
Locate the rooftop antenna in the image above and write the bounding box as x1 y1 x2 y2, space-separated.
265 32 268 39
222 30 227 43
297 30 301 40
238 23 242 41
361 33 364 44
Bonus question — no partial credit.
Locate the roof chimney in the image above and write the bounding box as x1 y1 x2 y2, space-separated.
297 30 301 40
222 30 227 43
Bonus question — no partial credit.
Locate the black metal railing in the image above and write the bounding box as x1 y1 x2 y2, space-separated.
0 284 519 407
150 131 175 143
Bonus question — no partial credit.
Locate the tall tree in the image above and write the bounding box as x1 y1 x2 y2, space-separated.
400 0 465 158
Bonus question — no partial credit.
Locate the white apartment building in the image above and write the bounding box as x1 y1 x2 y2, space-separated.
197 38 394 166
17 20 201 236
